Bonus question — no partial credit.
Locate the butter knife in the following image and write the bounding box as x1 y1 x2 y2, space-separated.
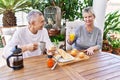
51 55 61 70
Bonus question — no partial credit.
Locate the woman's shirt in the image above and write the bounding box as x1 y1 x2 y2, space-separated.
73 25 102 50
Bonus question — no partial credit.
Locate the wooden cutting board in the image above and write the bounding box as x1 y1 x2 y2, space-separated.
54 50 90 66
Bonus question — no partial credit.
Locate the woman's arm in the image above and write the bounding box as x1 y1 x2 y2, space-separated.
96 29 102 50
86 29 102 55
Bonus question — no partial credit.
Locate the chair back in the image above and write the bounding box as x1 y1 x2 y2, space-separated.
0 26 26 46
66 20 84 50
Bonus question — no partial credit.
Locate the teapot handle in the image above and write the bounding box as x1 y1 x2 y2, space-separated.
6 54 14 68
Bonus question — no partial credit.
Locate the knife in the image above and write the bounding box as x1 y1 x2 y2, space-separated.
51 55 61 70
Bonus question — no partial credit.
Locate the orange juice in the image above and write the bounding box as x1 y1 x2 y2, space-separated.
69 33 75 41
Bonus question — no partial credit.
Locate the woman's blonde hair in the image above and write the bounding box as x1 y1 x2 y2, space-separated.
82 7 95 17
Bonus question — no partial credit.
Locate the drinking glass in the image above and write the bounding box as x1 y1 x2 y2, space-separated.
69 33 75 42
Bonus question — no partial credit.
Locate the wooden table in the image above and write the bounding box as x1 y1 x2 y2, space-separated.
1 52 120 80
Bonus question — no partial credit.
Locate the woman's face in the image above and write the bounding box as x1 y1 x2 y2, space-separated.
83 12 95 26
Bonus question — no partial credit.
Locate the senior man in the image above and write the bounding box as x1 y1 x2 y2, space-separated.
3 10 54 58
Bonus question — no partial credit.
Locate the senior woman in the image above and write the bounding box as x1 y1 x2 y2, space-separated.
67 7 102 55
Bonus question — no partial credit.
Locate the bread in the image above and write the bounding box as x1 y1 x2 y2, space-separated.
57 49 73 60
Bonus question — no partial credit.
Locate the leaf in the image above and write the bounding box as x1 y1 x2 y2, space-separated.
103 10 120 40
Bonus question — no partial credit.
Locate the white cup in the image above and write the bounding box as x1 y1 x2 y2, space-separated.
39 41 46 53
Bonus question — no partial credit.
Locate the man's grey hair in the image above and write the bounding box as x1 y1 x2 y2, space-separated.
26 9 43 23
82 7 95 17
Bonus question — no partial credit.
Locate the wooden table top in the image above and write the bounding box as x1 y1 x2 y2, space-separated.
1 52 120 80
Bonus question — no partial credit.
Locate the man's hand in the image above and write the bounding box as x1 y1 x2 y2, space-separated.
27 42 38 52
47 46 57 56
20 42 38 52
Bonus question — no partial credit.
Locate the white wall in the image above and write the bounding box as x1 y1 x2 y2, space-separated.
93 0 108 34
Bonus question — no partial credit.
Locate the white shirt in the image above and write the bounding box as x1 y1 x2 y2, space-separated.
3 27 53 58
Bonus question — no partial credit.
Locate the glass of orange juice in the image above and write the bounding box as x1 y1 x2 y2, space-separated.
69 33 75 42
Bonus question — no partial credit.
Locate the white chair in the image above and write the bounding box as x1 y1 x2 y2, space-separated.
0 27 17 46
66 20 84 50
0 26 26 46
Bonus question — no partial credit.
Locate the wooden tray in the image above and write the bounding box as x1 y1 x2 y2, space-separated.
54 50 90 66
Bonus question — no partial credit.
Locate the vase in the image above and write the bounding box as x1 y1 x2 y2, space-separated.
112 48 120 55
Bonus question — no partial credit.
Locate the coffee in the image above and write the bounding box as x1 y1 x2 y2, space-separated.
13 58 23 70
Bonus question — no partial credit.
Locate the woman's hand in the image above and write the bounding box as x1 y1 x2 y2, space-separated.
67 39 73 45
86 47 95 55
85 45 99 55
67 33 75 45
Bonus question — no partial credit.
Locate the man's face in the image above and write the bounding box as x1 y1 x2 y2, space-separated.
32 15 45 30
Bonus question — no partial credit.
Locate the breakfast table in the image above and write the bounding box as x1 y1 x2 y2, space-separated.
1 51 120 80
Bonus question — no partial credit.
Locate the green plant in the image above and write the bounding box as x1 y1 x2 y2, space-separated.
0 35 3 48
53 39 59 47
79 0 93 19
29 0 47 13
102 10 120 52
50 34 65 42
30 0 93 21
107 35 120 48
0 0 30 27
103 10 120 40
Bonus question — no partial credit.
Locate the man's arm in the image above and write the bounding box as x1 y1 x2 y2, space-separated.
19 42 38 52
2 30 20 59
43 28 54 49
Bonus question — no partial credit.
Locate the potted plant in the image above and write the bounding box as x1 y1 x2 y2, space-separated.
102 10 120 52
103 10 120 40
0 0 30 27
107 34 120 54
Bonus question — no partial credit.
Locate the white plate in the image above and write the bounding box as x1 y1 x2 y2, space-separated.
58 57 74 62
54 54 75 63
